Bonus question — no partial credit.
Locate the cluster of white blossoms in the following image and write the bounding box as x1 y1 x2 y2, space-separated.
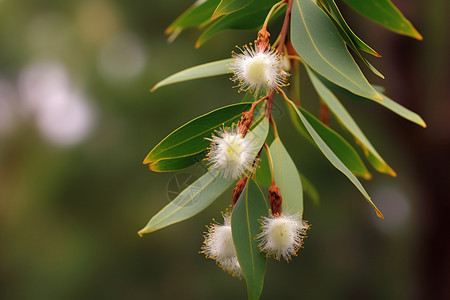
257 213 309 261
201 214 242 277
206 126 256 180
230 44 287 93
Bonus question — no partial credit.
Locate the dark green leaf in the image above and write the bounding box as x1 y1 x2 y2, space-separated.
232 179 268 300
286 99 383 218
307 67 396 176
148 152 206 172
321 0 380 57
290 0 382 100
287 103 371 179
270 137 304 214
317 0 384 78
314 71 426 128
138 169 235 235
255 147 272 187
212 0 253 19
341 0 422 40
151 58 233 91
166 0 220 35
144 103 251 165
196 0 282 47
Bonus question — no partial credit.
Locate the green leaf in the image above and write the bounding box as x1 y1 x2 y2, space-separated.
196 0 282 47
270 137 304 214
144 103 251 165
232 179 268 300
317 0 384 79
166 0 220 35
299 172 319 205
290 0 382 100
286 99 383 218
341 0 422 40
320 0 380 57
138 169 235 235
315 72 427 128
376 93 426 128
148 152 206 172
151 58 233 91
212 0 253 19
287 103 371 179
307 67 396 176
255 147 272 187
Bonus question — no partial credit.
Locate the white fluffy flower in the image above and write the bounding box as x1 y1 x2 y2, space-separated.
206 127 256 179
201 215 242 277
257 213 309 261
230 44 287 93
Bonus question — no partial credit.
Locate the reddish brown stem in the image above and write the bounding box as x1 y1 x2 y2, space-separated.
276 0 293 54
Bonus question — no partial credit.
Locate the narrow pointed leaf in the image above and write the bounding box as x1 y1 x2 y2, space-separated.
196 0 283 47
138 169 235 235
212 0 253 19
151 58 233 91
166 0 220 35
139 118 269 234
144 103 251 165
307 67 396 176
290 0 381 100
270 137 304 214
316 72 426 128
321 0 380 57
255 147 272 187
286 99 383 218
232 179 268 300
148 152 206 172
287 104 371 179
317 0 384 78
341 0 422 40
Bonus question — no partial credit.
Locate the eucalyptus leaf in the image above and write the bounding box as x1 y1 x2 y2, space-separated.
286 99 383 218
212 0 253 19
270 137 304 214
255 147 272 187
317 0 384 79
232 179 268 300
290 0 382 100
341 0 422 40
151 58 233 91
287 103 371 179
138 169 235 235
148 152 207 172
144 103 251 165
166 0 220 37
320 0 380 57
307 67 396 176
315 71 426 128
196 0 282 47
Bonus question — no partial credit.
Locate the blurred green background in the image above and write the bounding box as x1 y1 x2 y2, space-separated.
0 0 448 299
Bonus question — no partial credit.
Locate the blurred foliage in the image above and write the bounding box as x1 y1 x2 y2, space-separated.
0 0 448 299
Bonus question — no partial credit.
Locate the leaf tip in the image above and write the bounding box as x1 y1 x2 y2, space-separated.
420 120 427 128
376 210 384 219
150 86 157 92
137 230 145 237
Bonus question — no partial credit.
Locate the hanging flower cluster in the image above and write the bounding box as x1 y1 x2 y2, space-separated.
140 0 425 298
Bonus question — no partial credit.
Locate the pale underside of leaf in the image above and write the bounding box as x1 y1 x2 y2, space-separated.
151 58 233 91
270 137 304 214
